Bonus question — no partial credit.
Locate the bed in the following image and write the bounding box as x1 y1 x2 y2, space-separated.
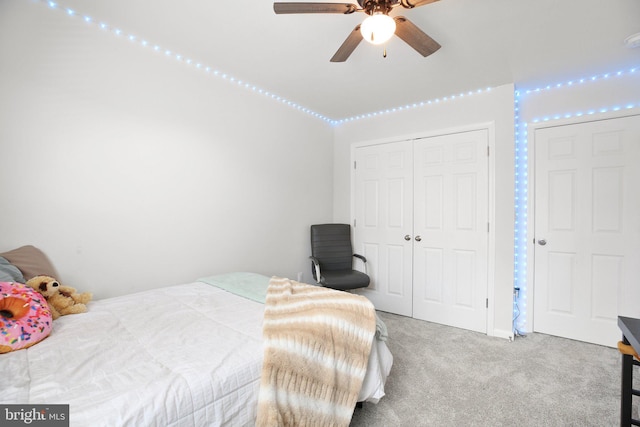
0 266 392 426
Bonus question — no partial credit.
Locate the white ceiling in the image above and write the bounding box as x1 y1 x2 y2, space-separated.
57 0 640 121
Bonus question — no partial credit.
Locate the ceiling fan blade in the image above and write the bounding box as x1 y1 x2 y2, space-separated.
330 25 363 62
394 16 441 57
400 0 439 8
274 2 359 14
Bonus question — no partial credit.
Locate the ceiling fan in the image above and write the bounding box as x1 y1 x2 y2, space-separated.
273 0 441 62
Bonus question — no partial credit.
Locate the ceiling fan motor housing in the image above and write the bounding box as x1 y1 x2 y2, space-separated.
359 0 396 15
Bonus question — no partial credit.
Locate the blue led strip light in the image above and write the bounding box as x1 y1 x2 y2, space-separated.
39 0 498 127
522 67 638 96
513 90 527 335
523 66 640 124
332 87 495 125
41 0 335 124
531 101 640 124
513 66 640 335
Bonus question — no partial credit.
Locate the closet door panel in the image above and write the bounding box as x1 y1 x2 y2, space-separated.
354 141 414 316
413 130 489 333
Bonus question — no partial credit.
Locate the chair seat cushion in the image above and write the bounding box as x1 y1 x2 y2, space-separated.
320 270 370 290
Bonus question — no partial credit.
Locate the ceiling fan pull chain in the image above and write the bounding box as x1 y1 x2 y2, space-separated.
383 46 387 58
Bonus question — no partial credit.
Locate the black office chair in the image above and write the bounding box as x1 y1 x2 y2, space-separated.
309 224 370 291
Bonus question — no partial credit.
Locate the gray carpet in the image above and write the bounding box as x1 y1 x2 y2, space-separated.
350 311 639 427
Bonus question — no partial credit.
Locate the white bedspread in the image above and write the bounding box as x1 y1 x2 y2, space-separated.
1 275 393 426
2 281 265 427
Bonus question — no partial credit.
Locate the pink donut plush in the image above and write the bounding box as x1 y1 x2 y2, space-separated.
0 282 53 353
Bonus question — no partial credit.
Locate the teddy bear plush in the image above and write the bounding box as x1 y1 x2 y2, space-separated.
25 275 92 320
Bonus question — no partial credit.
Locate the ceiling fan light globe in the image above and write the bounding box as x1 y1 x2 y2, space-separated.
360 13 396 45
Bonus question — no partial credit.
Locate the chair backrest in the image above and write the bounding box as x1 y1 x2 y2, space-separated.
310 224 354 272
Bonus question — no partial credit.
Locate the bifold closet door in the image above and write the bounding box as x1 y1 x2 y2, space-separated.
412 130 489 333
353 141 414 316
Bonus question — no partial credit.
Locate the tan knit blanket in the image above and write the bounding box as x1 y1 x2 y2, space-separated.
256 277 376 427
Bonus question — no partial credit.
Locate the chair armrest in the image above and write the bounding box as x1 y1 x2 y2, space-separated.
353 254 367 275
353 254 367 263
309 256 322 284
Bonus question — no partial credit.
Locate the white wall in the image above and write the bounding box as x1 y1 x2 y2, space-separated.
519 70 640 333
0 2 334 299
5 2 637 336
333 84 516 339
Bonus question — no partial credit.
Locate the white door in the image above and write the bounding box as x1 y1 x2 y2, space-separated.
353 141 414 316
412 130 489 333
533 114 640 346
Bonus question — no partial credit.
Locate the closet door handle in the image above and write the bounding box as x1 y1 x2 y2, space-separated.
404 235 411 241
415 235 422 242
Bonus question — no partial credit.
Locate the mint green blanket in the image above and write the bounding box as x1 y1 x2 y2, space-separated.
199 272 388 341
198 272 270 304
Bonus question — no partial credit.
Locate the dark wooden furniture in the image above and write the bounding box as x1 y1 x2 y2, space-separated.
618 316 640 426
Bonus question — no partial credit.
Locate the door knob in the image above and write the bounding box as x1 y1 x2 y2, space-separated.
538 239 547 246
404 235 411 241
415 235 422 242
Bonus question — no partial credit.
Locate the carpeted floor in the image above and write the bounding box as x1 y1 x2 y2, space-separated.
350 311 639 427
